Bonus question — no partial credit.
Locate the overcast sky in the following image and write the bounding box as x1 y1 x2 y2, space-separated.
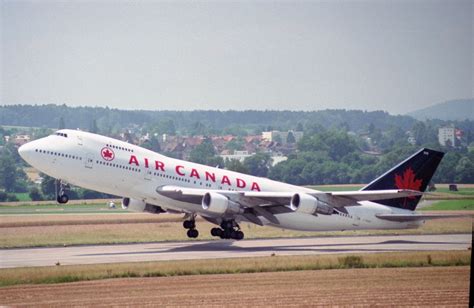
1 0 472 114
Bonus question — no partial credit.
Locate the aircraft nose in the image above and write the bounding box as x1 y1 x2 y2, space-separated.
18 142 36 162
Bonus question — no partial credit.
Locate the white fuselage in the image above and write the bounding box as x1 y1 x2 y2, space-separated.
18 129 421 231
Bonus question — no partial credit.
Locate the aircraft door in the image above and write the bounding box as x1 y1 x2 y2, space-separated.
85 153 94 169
144 169 152 181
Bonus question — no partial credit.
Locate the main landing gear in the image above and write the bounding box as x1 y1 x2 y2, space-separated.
210 220 244 240
183 216 199 238
56 180 69 204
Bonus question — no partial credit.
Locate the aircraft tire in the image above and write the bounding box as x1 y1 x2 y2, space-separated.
187 229 199 238
183 220 195 229
211 227 222 237
235 231 244 240
57 194 69 204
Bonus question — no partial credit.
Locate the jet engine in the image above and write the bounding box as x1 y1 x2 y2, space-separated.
201 192 241 214
121 198 166 214
290 193 333 215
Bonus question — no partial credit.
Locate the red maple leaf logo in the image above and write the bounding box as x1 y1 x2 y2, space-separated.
101 147 115 161
394 167 422 197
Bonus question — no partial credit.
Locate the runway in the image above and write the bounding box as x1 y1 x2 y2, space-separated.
0 233 471 268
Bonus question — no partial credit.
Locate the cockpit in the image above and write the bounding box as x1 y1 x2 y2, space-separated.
55 132 68 138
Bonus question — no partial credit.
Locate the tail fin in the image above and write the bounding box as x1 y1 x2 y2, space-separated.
361 148 444 211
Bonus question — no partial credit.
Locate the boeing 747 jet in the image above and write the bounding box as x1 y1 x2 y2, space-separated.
19 129 451 240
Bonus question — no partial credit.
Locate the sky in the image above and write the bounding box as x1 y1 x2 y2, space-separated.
1 0 472 114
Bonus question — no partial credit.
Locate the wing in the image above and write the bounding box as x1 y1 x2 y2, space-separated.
156 185 423 210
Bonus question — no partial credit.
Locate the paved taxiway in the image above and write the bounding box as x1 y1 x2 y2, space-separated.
0 233 470 268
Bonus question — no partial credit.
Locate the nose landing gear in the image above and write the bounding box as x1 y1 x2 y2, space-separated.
56 180 69 204
211 220 244 240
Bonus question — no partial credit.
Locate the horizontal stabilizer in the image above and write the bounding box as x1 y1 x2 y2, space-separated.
376 213 468 222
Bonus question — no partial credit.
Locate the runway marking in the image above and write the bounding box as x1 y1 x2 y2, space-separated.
0 233 470 269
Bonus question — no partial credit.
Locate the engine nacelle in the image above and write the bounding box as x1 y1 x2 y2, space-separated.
290 193 333 215
121 198 166 214
202 192 241 214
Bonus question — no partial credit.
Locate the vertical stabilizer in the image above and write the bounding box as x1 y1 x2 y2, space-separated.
361 148 444 211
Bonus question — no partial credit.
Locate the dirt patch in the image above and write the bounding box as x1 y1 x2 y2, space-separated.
0 267 469 306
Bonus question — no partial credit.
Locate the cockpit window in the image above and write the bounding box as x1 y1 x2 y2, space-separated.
55 132 68 138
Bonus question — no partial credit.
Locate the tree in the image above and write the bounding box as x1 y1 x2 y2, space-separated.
225 138 244 152
29 187 44 201
142 135 161 152
243 153 272 177
58 117 65 129
40 174 57 200
296 122 304 132
189 138 224 167
455 157 474 183
225 159 249 174
286 131 296 144
0 149 26 192
89 119 98 133
0 191 18 202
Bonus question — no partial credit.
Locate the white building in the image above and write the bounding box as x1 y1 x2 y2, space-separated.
261 130 303 144
220 150 253 163
438 126 456 147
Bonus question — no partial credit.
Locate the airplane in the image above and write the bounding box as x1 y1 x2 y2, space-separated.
18 129 455 240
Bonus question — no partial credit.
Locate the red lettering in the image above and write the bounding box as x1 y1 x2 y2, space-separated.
144 158 149 168
129 155 139 166
190 168 200 179
221 175 231 185
205 171 216 182
155 160 165 171
251 182 261 191
176 165 185 176
236 178 246 188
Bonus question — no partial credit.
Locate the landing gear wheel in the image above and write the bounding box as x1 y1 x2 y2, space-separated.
183 220 195 229
187 229 199 238
211 227 222 237
57 194 69 204
56 179 70 204
234 231 244 240
214 220 244 240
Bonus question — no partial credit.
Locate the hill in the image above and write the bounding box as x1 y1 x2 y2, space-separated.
408 99 473 121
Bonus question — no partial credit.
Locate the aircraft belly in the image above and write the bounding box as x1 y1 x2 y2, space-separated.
265 212 408 232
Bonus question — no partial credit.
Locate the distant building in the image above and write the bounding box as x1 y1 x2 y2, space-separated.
270 153 288 166
406 131 416 146
438 126 456 147
220 150 253 162
261 130 303 145
14 134 31 146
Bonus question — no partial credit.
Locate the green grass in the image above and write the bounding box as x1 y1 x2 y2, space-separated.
14 193 32 202
433 188 474 196
420 200 474 211
0 251 469 287
0 203 127 215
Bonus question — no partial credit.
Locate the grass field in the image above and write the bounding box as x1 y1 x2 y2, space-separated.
0 214 471 248
0 203 125 215
12 193 31 202
0 251 469 287
0 190 472 248
420 200 474 211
